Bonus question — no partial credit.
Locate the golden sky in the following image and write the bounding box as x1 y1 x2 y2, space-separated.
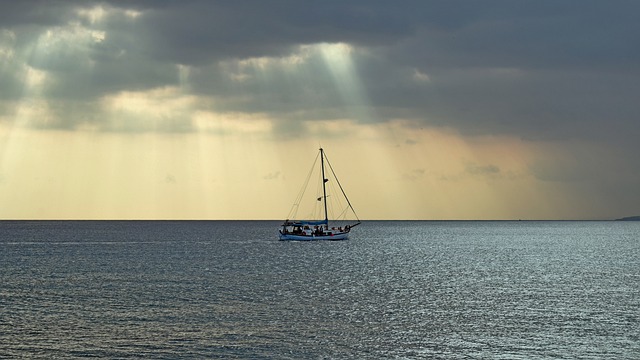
1 2 639 219
0 122 628 220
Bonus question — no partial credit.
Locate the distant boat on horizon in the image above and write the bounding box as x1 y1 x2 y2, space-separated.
279 148 360 241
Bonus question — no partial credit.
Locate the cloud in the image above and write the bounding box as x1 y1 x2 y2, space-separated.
402 168 425 181
263 171 281 180
466 163 501 176
0 0 638 150
165 174 176 184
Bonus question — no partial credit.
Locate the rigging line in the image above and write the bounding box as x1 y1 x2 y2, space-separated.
327 177 347 220
323 150 360 222
288 151 320 220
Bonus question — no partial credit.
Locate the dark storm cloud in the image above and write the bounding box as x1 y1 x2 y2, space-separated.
0 1 73 27
1 0 639 144
3 1 638 68
132 0 416 64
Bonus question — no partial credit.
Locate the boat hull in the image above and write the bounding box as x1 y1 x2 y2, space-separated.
279 231 349 241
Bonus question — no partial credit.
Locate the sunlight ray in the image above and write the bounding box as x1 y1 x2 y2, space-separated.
318 43 373 123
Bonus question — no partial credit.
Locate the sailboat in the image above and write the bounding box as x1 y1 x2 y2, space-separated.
279 148 360 241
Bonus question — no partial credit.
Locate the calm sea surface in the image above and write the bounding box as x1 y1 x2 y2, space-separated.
0 221 638 359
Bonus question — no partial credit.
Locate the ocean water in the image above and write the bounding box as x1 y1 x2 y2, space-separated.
1 221 638 359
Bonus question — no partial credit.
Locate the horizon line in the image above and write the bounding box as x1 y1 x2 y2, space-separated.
1 218 637 222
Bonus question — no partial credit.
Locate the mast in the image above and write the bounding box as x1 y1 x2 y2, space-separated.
320 148 329 226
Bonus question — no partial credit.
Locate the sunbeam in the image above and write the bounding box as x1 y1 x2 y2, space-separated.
318 43 374 123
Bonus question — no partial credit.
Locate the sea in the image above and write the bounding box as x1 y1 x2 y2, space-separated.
0 220 638 359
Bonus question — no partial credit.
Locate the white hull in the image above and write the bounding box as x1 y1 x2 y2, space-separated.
279 231 349 241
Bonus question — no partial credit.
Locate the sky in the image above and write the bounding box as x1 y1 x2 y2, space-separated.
1 0 639 220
